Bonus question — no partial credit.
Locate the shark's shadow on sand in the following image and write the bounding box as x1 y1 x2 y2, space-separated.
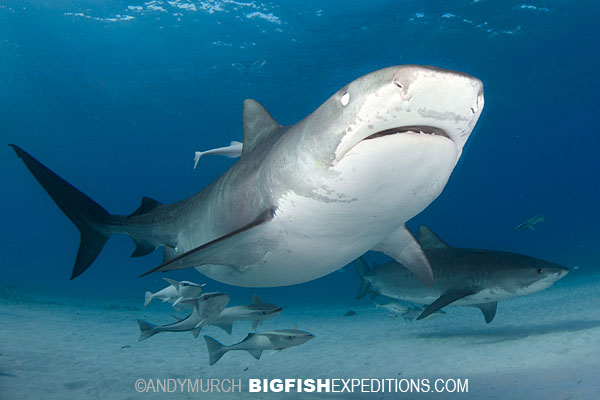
416 319 600 344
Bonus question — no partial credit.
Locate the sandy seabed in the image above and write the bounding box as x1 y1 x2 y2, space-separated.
1 274 599 400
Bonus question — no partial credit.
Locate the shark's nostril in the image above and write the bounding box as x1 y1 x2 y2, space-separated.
393 78 403 89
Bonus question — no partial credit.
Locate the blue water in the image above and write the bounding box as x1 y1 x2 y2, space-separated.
1 0 599 308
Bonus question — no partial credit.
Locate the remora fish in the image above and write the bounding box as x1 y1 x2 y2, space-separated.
210 294 282 334
356 226 569 323
144 278 205 307
193 141 243 169
515 215 545 231
204 329 314 365
375 302 445 321
11 65 484 287
137 292 229 341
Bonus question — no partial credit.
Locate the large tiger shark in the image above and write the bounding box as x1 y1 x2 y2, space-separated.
11 65 484 287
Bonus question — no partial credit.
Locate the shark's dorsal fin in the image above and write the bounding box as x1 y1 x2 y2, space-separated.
129 196 162 217
417 226 451 250
242 99 281 155
252 294 264 305
163 277 179 288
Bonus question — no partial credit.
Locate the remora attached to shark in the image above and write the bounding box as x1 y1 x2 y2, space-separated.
11 65 484 287
356 226 569 323
204 329 314 365
210 294 282 334
137 292 229 341
193 141 243 169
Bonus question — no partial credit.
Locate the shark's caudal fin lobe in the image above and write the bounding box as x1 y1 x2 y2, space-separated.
354 257 372 299
144 291 153 307
417 226 451 250
139 207 277 277
204 335 227 365
10 145 112 279
417 290 475 321
242 99 281 155
137 319 158 341
473 302 497 323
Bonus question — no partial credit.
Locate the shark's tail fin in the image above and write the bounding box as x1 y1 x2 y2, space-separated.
10 145 113 280
11 145 162 279
144 292 154 307
354 257 372 299
193 152 203 169
137 319 159 341
204 335 228 365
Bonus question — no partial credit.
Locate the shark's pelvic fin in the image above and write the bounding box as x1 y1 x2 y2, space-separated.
242 99 281 155
214 322 234 335
373 225 434 286
10 144 112 280
247 348 263 360
417 226 451 250
139 207 277 277
417 290 476 320
472 302 497 324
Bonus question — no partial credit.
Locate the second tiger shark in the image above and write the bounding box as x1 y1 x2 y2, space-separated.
11 65 484 287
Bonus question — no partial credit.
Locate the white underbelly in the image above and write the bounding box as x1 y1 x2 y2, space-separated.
198 134 459 287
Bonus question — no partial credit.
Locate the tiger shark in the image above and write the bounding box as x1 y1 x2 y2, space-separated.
356 226 569 323
10 65 484 287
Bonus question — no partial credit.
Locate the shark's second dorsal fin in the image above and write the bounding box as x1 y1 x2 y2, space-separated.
417 226 451 249
242 99 281 155
129 196 162 217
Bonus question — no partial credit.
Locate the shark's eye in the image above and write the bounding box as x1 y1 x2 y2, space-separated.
288 335 293 340
537 268 543 274
340 92 350 106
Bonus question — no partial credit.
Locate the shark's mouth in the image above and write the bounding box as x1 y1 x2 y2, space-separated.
362 125 450 142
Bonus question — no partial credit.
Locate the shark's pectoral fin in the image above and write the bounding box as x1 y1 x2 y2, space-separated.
417 290 476 320
139 207 277 277
172 297 183 307
247 349 263 360
472 302 497 324
372 225 434 286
